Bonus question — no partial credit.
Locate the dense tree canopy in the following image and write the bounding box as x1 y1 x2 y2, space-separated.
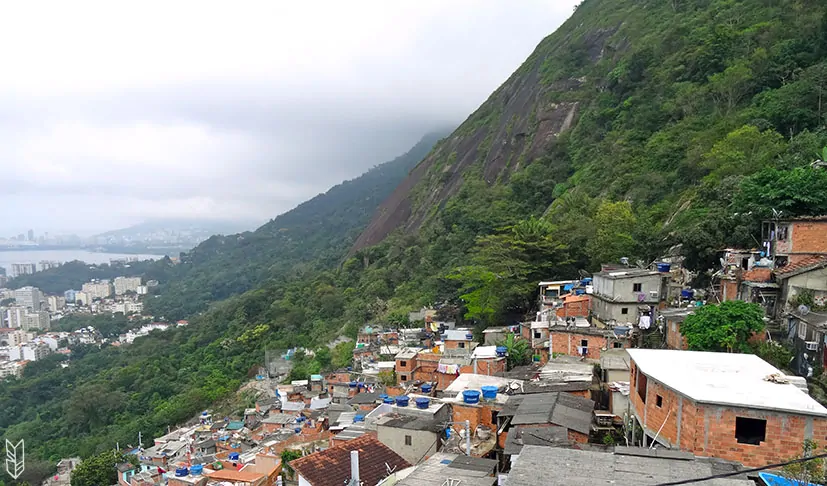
680 301 766 353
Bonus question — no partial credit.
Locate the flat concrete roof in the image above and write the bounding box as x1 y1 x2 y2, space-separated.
628 349 827 417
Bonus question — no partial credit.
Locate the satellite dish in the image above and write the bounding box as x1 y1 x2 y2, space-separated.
799 305 811 316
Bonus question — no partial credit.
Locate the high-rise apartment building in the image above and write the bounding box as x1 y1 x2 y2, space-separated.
23 311 50 331
113 276 142 295
13 286 43 311
47 295 65 311
10 263 36 278
81 281 113 300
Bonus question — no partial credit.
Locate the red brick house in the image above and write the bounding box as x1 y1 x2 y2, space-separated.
628 349 827 467
764 216 827 266
548 324 630 360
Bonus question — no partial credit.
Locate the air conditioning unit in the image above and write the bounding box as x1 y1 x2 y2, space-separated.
806 341 819 351
649 290 659 298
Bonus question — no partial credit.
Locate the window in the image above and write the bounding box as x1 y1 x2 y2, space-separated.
735 417 766 445
636 369 647 403
633 283 642 292
613 341 623 349
580 339 588 347
400 374 407 382
778 225 789 241
458 342 465 348
491 410 499 424
405 435 412 446
656 395 663 408
798 321 808 340
400 360 407 367
621 308 629 315
534 332 542 339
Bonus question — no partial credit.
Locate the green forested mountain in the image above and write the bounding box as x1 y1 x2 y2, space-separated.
6 0 827 482
143 131 448 320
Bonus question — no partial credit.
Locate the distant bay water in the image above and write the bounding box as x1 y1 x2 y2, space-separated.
0 249 164 272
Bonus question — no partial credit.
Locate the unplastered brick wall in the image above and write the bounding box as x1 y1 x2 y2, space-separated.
631 362 827 467
791 221 827 258
550 331 626 360
690 405 827 467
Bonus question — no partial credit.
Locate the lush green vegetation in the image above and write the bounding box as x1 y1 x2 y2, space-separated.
8 0 827 483
70 450 134 486
680 301 765 353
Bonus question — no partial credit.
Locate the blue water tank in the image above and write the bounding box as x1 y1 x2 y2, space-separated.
415 397 431 409
190 465 203 476
681 289 695 299
175 467 189 477
465 333 474 340
228 453 240 461
383 397 395 404
656 263 671 272
421 384 432 393
379 394 388 400
354 414 365 422
481 386 498 400
349 381 358 388
462 390 481 404
495 346 507 357
396 396 410 407
294 428 301 434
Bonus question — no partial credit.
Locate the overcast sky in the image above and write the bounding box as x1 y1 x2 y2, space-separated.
0 0 579 236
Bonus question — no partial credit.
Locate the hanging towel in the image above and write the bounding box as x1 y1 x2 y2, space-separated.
638 315 651 330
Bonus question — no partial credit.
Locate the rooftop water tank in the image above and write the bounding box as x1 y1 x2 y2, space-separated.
190 465 203 476
421 383 432 393
656 263 671 273
462 390 481 404
396 396 409 407
481 386 498 400
415 397 431 409
175 467 189 477
465 333 474 340
383 397 395 404
349 381 358 388
379 394 389 400
228 453 240 461
294 428 301 434
681 289 695 299
495 346 507 357
354 414 365 422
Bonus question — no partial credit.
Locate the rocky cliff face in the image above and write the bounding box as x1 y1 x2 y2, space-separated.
352 7 622 252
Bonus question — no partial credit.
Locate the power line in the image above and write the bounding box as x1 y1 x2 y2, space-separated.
653 451 827 486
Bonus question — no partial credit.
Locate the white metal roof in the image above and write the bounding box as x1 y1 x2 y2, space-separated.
443 373 522 394
538 280 577 287
471 346 498 359
627 349 827 416
444 329 474 341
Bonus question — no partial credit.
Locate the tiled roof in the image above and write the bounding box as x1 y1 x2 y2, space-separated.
775 256 827 278
290 434 410 486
